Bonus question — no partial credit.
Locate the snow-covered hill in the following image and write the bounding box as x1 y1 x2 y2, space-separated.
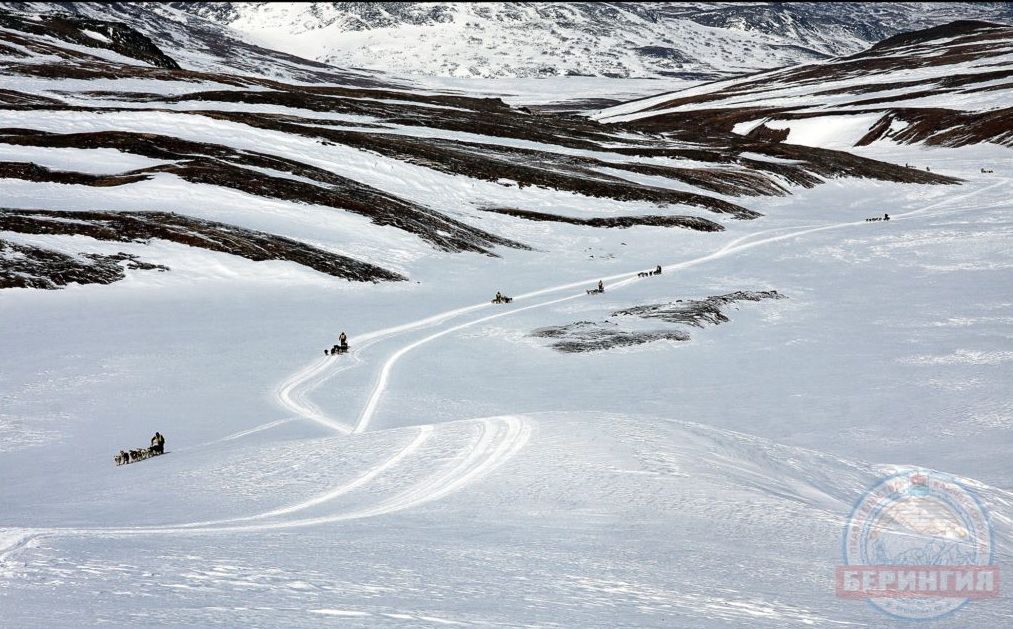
167 1 1013 79
592 20 1013 149
1 6 1011 629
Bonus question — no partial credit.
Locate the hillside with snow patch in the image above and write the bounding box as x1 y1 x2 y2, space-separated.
592 20 1013 150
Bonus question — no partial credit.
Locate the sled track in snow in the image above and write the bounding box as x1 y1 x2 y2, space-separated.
0 416 532 547
0 177 1005 553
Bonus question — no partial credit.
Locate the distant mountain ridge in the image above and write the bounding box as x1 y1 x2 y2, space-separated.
164 1 1013 79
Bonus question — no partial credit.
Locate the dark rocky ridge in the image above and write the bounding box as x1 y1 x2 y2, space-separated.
480 208 724 232
0 239 169 289
0 8 180 69
0 209 407 288
612 291 785 326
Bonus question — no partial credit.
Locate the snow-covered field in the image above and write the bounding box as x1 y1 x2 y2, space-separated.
2 47 1012 629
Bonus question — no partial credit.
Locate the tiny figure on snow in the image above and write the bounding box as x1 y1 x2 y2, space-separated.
883 213 890 221
339 332 348 349
598 280 604 292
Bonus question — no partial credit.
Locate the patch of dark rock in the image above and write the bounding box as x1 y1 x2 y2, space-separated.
0 161 150 186
0 89 66 107
524 99 627 114
0 239 126 289
531 324 692 353
612 290 785 327
0 41 29 57
746 124 790 143
86 251 170 272
480 207 724 232
859 108 1013 148
531 290 784 352
740 141 963 185
0 209 407 285
580 159 787 198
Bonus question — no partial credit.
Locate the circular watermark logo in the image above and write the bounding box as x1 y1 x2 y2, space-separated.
836 469 1000 620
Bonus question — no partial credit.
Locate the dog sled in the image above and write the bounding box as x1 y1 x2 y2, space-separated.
327 332 350 355
492 292 513 304
114 446 165 466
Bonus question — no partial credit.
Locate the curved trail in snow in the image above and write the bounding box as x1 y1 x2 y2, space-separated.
0 177 1005 553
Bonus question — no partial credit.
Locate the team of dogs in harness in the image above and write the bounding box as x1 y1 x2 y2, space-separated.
866 213 891 222
115 432 164 465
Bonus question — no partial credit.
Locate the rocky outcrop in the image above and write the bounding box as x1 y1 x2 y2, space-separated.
532 291 785 352
0 210 407 288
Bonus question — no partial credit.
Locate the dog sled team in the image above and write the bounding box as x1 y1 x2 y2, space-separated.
866 213 891 222
638 265 663 278
492 291 513 304
115 431 164 465
326 332 349 355
587 280 605 295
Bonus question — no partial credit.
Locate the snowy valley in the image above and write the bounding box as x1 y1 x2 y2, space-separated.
1 4 1011 628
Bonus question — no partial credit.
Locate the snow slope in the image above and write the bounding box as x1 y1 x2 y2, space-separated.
1 11 1012 629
